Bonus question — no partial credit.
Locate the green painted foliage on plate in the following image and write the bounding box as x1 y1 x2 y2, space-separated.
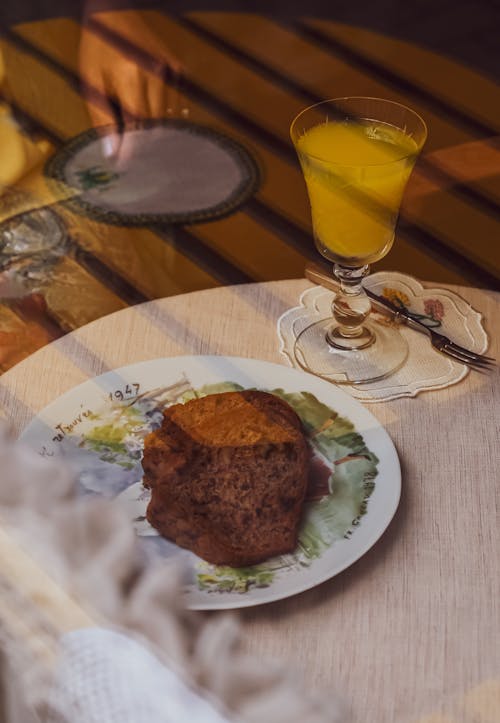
77 378 379 595
198 566 275 593
192 385 379 594
82 406 144 469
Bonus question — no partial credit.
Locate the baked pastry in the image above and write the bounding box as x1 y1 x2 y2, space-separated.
142 390 310 566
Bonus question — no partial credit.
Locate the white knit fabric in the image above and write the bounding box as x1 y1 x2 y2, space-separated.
0 425 344 723
48 628 231 723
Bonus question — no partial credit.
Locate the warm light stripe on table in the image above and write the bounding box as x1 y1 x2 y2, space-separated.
39 256 127 330
91 11 500 285
184 11 500 212
184 11 475 152
63 213 222 300
0 39 110 137
302 19 500 135
12 17 317 283
6 12 498 290
188 211 310 282
2 29 247 298
0 304 59 372
13 18 311 232
425 139 500 206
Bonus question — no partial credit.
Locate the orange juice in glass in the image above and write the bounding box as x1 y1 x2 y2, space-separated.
291 97 427 383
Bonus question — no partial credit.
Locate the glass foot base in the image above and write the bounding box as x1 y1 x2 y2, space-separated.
326 324 375 350
294 318 408 384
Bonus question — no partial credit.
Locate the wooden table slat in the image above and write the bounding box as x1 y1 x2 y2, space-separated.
91 11 500 283
2 10 496 315
185 11 477 152
38 256 127 330
190 211 310 281
426 138 500 206
187 12 500 208
66 214 221 299
303 18 500 134
0 303 60 372
0 39 110 138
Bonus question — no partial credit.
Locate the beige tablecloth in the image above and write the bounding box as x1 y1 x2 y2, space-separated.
0 279 499 723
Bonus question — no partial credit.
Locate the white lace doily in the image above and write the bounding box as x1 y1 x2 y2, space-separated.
278 272 489 402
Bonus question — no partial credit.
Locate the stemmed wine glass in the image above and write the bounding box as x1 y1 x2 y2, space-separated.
291 97 427 384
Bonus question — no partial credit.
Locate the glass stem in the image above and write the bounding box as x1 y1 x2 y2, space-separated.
326 264 375 350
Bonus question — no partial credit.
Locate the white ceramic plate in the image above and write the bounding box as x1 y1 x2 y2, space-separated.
20 356 401 610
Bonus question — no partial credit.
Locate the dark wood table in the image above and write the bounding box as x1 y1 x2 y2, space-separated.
0 10 498 366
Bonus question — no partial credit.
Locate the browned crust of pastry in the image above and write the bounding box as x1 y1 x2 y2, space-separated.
142 390 310 566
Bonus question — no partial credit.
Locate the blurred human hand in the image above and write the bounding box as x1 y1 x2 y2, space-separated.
78 9 185 164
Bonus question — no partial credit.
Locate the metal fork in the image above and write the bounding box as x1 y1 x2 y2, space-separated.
305 265 496 371
385 303 496 371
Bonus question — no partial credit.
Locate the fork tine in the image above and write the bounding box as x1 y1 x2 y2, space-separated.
446 343 496 363
421 324 496 365
442 344 496 369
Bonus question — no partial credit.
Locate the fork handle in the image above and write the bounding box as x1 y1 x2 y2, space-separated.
364 290 433 336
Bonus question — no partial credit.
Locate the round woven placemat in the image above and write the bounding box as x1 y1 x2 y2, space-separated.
45 119 260 226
